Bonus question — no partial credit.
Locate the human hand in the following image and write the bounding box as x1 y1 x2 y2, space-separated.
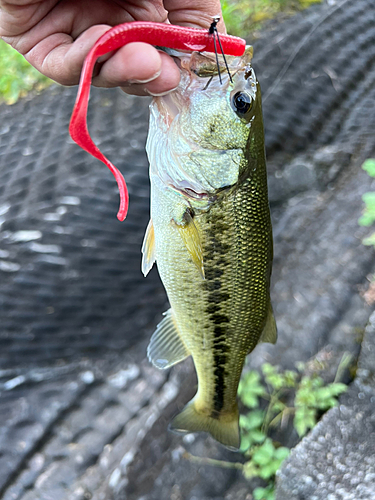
0 0 225 96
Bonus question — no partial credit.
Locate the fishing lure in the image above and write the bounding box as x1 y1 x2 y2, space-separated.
69 21 246 221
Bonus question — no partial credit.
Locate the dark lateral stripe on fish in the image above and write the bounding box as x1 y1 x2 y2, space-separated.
206 303 221 314
212 319 229 414
205 280 222 291
204 268 224 279
207 291 230 303
210 313 229 324
200 208 233 415
212 328 229 413
213 325 227 337
213 363 226 414
204 267 230 412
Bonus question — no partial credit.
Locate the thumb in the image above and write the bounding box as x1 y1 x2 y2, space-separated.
163 0 226 33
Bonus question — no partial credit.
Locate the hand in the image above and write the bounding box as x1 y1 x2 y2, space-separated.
0 0 225 96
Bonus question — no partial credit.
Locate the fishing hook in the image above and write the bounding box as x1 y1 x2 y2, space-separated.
209 17 233 85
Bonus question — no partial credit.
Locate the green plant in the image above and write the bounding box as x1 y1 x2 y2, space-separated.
358 159 375 246
0 39 52 104
221 0 323 38
237 362 347 499
293 373 347 436
184 358 348 500
242 438 290 481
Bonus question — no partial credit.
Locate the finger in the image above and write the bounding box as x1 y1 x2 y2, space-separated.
0 0 58 37
163 0 225 32
121 51 180 96
24 24 112 85
93 42 163 87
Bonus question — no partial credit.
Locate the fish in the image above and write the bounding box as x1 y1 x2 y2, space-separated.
141 46 276 449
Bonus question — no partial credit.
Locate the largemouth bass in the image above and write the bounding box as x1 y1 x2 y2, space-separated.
142 47 276 449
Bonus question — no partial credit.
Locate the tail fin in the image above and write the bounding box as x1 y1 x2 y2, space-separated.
170 400 240 450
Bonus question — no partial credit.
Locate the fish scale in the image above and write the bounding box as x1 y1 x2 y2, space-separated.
143 47 276 448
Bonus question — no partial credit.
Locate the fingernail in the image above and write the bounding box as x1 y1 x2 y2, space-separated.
129 69 162 84
144 85 179 97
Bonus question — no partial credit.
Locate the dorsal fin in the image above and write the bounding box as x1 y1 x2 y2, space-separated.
147 309 190 369
141 219 156 277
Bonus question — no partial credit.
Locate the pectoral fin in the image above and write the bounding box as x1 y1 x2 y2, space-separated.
175 212 205 279
147 309 190 369
258 303 277 344
141 219 156 277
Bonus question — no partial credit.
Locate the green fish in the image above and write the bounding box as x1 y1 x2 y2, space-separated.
142 47 276 449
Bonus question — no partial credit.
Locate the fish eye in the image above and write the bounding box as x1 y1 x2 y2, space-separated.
232 91 253 117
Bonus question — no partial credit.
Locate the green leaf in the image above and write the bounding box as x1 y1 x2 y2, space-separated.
253 486 275 500
240 409 265 430
274 446 290 461
362 159 375 177
262 363 285 390
252 439 275 465
239 435 252 453
238 370 266 408
362 192 375 207
294 407 316 437
358 214 375 227
295 361 306 372
259 462 279 479
328 383 347 395
251 429 267 443
242 460 258 480
363 233 375 246
284 370 298 387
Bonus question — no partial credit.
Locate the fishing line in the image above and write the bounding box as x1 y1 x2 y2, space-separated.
209 17 222 84
209 17 233 84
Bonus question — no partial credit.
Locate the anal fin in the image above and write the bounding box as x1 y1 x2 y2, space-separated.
147 309 190 369
258 303 277 344
141 219 156 277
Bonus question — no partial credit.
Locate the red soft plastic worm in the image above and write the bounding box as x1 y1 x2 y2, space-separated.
69 22 246 221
